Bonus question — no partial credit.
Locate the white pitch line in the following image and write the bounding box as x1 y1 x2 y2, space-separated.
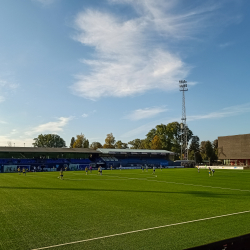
104 175 250 193
64 178 123 181
32 210 250 250
63 174 250 193
150 180 250 192
215 170 250 174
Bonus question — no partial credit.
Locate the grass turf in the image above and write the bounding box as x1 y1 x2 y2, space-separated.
0 169 250 250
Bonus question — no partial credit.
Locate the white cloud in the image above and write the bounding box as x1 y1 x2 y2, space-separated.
0 135 34 147
219 42 233 48
32 0 57 5
121 103 250 139
110 0 221 39
120 116 178 139
0 124 32 146
188 103 250 121
124 107 167 121
0 79 18 89
72 1 223 99
70 0 240 100
0 79 19 103
0 96 5 103
121 123 154 139
10 129 18 135
26 117 72 136
0 117 72 146
82 113 89 118
81 110 96 118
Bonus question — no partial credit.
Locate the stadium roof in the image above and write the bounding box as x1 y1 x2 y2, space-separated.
0 147 174 155
174 160 195 163
0 147 98 154
97 148 174 155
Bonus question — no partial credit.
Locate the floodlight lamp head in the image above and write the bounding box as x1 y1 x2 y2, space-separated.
179 80 187 83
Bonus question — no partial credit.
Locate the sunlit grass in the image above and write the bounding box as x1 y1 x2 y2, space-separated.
0 169 249 250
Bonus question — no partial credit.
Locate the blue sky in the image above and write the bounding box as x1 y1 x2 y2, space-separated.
0 0 250 147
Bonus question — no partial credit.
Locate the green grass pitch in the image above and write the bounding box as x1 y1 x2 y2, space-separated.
0 168 250 250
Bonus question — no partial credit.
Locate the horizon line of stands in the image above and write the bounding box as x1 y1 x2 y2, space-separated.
1 157 179 173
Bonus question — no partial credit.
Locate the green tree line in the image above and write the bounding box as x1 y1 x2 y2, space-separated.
32 122 218 164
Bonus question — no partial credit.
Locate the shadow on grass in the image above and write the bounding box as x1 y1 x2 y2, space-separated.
0 186 248 198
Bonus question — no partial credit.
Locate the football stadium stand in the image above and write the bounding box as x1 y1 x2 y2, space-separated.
0 147 176 173
95 148 175 169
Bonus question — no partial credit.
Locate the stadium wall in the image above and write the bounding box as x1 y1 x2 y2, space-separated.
218 134 250 166
198 165 244 170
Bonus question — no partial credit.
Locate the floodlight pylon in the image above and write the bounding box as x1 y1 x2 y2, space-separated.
179 80 188 161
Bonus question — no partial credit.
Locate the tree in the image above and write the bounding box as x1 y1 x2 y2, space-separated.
128 139 149 149
189 136 200 152
205 141 214 165
189 150 203 163
145 122 193 158
73 134 89 148
171 141 181 160
33 134 66 148
146 124 170 150
151 135 162 150
212 139 218 161
200 140 214 165
103 133 116 148
189 136 201 162
84 139 89 148
200 141 206 160
115 140 128 149
90 142 103 150
70 137 75 148
128 139 143 149
142 139 151 149
165 122 181 151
